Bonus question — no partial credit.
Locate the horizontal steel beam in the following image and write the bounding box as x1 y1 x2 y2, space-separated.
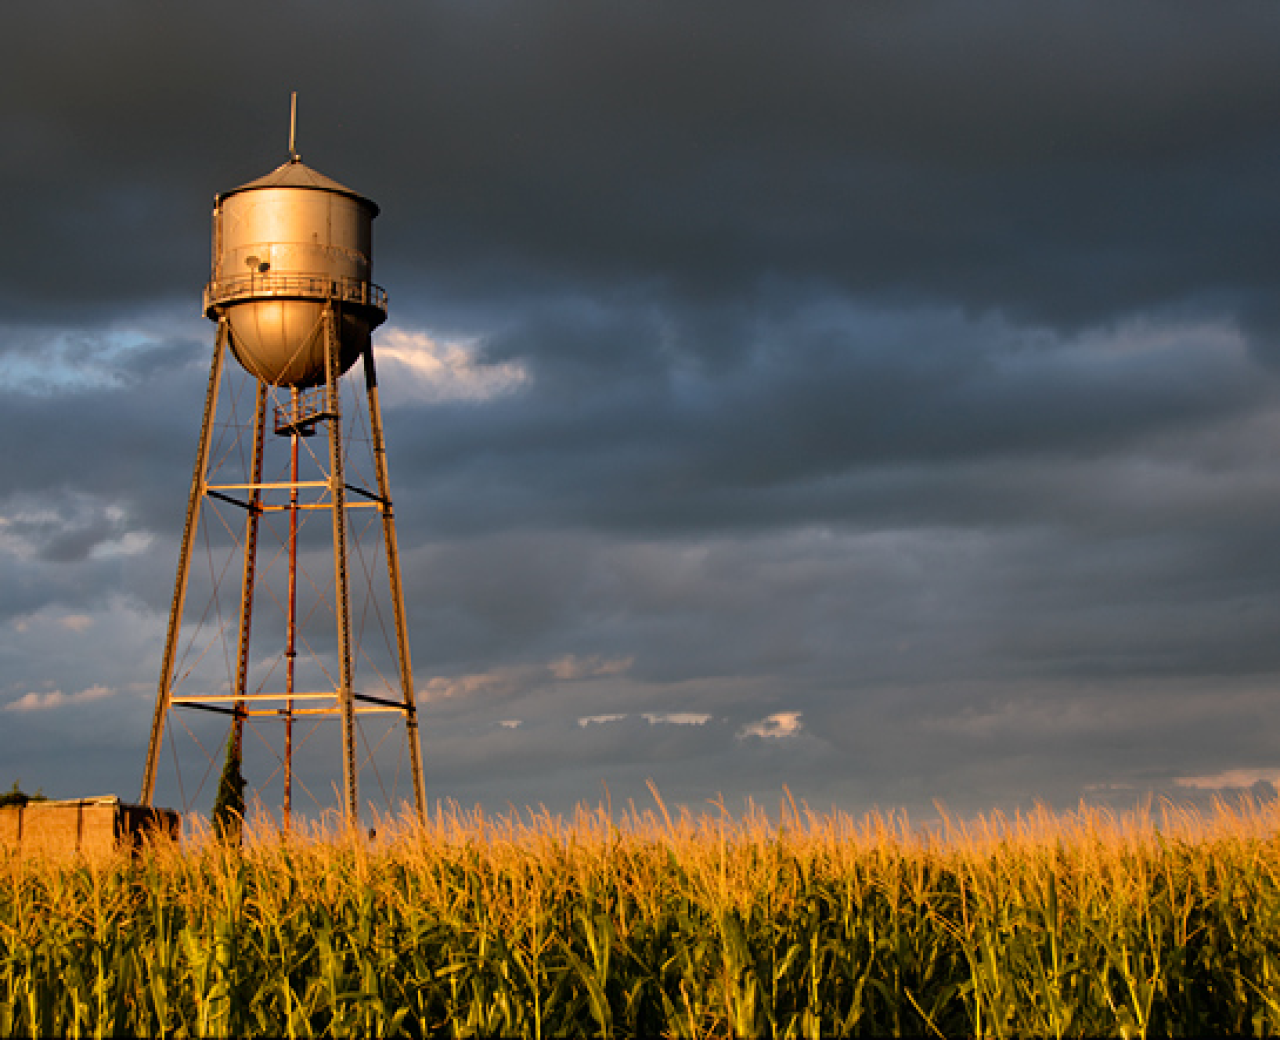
208 481 330 491
172 692 337 703
172 701 238 717
354 691 412 710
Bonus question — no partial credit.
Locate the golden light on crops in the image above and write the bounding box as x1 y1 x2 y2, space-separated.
3 791 1280 1036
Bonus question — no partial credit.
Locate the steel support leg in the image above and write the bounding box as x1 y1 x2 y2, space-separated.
324 304 359 826
141 319 228 805
284 388 300 830
362 345 427 823
232 380 267 758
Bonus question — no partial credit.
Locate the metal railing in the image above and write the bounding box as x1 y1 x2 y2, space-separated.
273 385 332 436
204 273 388 314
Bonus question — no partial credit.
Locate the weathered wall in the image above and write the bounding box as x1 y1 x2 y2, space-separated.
0 800 179 860
0 808 19 849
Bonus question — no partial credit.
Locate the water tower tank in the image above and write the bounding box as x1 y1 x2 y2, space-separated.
204 158 387 388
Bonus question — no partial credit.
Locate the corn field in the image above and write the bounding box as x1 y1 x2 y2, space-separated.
3 791 1280 1038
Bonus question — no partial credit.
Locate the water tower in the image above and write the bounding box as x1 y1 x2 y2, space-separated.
140 101 425 826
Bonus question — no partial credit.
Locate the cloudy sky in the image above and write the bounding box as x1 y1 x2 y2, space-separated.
5 1 1280 823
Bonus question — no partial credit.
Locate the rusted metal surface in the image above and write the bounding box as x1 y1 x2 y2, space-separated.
324 305 359 824
232 381 268 759
285 386 300 828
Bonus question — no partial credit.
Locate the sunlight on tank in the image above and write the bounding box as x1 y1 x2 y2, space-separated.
204 157 386 387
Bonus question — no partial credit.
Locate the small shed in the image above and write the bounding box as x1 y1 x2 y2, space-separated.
0 796 180 859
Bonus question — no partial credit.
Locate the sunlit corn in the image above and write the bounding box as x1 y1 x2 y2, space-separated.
2 792 1279 1037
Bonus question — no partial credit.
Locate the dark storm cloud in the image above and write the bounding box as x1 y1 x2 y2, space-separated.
5 2 1280 328
5 1 1280 817
373 303 1272 551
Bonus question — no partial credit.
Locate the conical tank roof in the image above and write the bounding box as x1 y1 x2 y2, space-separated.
217 157 379 215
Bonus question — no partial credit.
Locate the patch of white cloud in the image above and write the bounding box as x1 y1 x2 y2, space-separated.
739 711 803 739
576 712 712 728
0 328 156 396
374 327 530 406
1175 768 1280 790
578 714 627 727
87 530 153 560
5 684 115 712
13 607 101 636
0 511 52 562
0 493 147 562
421 654 634 704
550 654 633 681
421 666 532 702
